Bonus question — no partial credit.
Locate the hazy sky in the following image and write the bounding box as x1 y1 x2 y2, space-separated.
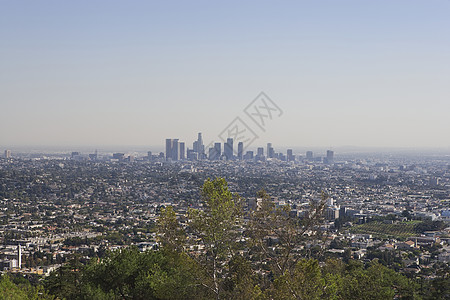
1 1 449 150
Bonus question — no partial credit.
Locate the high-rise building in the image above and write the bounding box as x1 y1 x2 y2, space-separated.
244 151 254 160
179 142 185 160
187 149 197 160
208 148 216 160
224 138 233 160
267 143 272 158
197 132 203 149
4 150 11 159
172 139 179 161
193 141 198 153
166 139 172 161
214 142 221 159
287 149 294 161
196 133 205 158
257 147 264 157
165 139 179 161
326 150 334 164
306 151 313 160
267 143 274 158
237 142 244 160
208 143 222 160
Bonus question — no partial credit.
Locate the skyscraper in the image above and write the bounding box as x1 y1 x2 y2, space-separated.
179 142 185 160
224 138 233 160
165 139 180 161
166 139 172 161
267 143 274 158
326 150 334 164
196 132 205 158
209 142 222 160
257 147 264 157
287 149 294 161
306 151 313 160
238 142 244 160
208 147 216 160
214 142 221 160
172 139 179 161
4 150 11 159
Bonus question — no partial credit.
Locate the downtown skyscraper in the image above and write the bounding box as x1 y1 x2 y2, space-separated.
165 139 181 161
224 138 233 160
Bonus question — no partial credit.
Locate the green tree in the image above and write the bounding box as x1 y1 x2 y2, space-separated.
247 190 327 286
271 259 325 300
339 260 418 300
82 247 199 300
157 206 185 252
0 275 28 300
44 255 84 299
188 177 243 299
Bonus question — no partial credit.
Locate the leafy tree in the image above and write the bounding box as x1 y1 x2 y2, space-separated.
0 275 28 300
187 177 243 299
339 260 419 300
157 206 185 252
271 259 325 300
247 190 327 283
0 274 54 300
44 255 84 299
82 247 200 300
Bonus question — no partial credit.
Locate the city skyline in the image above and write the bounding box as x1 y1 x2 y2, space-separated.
1 1 450 149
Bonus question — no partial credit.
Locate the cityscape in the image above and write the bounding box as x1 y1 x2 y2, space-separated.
1 0 450 299
0 138 449 298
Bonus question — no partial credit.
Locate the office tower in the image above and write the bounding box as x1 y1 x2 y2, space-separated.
4 150 11 159
147 151 152 161
208 143 221 160
326 150 334 164
179 142 185 160
287 149 294 161
187 149 197 160
208 147 216 160
71 151 80 159
267 143 272 158
172 139 179 161
197 133 205 156
166 139 172 161
306 151 313 160
244 151 254 160
193 141 198 153
224 138 233 160
257 147 264 157
197 132 203 149
238 142 244 160
266 143 274 158
214 142 221 159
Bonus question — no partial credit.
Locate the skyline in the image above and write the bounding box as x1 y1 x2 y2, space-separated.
1 1 450 148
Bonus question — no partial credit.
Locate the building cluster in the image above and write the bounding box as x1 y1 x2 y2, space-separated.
0 147 449 278
164 132 334 163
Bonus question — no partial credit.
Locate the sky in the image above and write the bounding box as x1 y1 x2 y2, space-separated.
1 0 449 151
